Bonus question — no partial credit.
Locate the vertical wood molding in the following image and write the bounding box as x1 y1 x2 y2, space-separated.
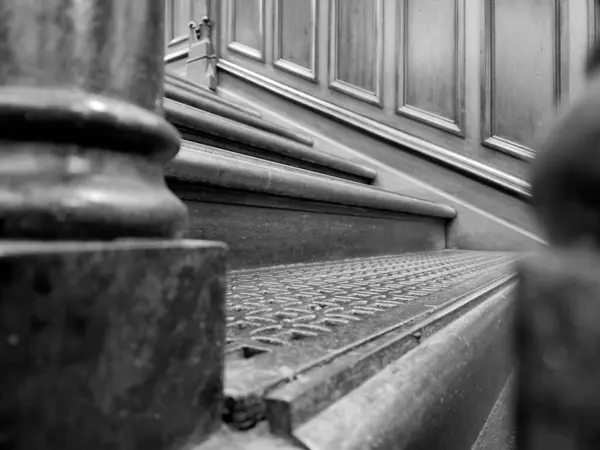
328 0 384 106
481 0 568 161
167 0 193 46
588 0 600 53
164 0 209 64
395 0 466 137
273 0 319 82
227 0 266 62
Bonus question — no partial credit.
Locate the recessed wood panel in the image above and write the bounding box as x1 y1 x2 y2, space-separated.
397 0 464 135
329 0 383 105
274 0 318 81
165 0 206 62
482 0 565 160
166 0 190 44
228 0 265 61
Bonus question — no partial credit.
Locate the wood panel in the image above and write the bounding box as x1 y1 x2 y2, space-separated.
227 0 266 61
397 0 465 136
482 0 567 161
329 0 383 105
589 0 600 52
569 0 591 97
274 0 318 81
181 197 446 270
165 0 206 63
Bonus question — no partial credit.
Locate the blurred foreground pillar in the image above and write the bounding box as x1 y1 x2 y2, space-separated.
0 2 227 449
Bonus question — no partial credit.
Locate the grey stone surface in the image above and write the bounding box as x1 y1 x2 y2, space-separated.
0 239 227 450
516 249 600 450
0 0 187 240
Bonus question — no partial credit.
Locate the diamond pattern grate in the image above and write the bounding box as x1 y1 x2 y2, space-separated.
226 251 517 349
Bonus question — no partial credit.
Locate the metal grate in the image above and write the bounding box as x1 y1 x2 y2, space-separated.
226 251 517 349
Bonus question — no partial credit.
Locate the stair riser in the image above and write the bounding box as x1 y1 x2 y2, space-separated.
176 197 447 269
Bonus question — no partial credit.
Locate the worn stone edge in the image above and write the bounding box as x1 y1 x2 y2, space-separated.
164 76 314 147
264 270 516 436
164 98 378 182
293 282 515 450
471 373 515 450
166 142 457 220
0 238 229 255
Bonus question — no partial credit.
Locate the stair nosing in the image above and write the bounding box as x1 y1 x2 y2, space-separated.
165 71 263 118
292 279 515 449
167 142 457 220
164 98 378 183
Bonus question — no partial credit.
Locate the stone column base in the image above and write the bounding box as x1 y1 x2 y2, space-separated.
0 239 227 450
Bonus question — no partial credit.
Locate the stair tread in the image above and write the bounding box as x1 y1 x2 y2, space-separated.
168 142 456 220
222 250 519 431
165 99 377 183
226 250 517 352
165 74 315 147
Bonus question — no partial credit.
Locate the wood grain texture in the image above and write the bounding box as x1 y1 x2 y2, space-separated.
329 0 383 105
228 0 265 61
482 0 566 160
397 0 465 135
274 0 318 81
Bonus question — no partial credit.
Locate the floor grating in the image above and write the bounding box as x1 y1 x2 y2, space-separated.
225 250 518 351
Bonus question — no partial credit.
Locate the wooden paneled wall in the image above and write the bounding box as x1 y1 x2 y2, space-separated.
482 0 566 161
212 0 595 194
164 0 207 69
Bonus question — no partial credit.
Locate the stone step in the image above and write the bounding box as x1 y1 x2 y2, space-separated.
166 142 455 269
165 71 263 119
164 99 377 184
292 270 515 450
219 250 518 436
164 72 315 146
